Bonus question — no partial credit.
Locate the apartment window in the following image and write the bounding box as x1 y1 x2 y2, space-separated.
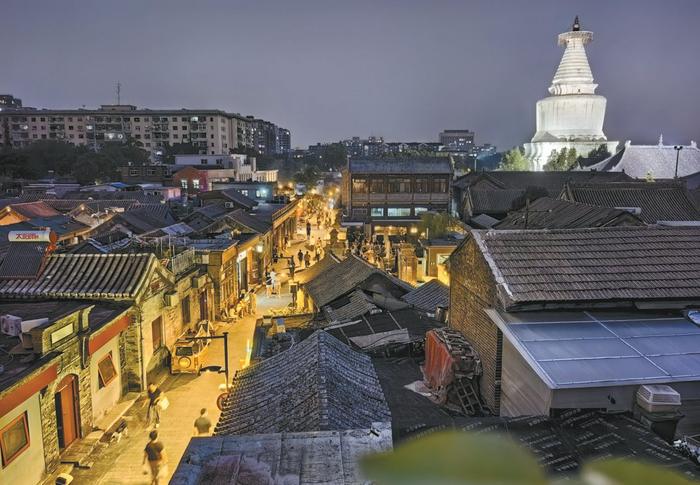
181 117 187 122
210 134 214 139
352 208 367 219
145 134 151 139
32 134 38 139
78 134 84 139
352 178 368 193
414 178 429 193
69 134 74 139
77 117 83 121
134 117 140 122
370 179 384 193
432 178 448 193
193 179 200 189
173 134 179 139
0 412 30 466
387 178 411 193
181 125 187 130
41 134 47 139
31 117 36 122
387 207 411 217
40 117 45 121
68 117 73 122
151 317 163 352
209 117 214 121
68 125 74 130
135 134 141 139
370 207 384 217
181 179 188 189
97 352 117 388
145 143 151 147
181 296 191 324
414 207 428 216
171 117 177 121
172 126 178 130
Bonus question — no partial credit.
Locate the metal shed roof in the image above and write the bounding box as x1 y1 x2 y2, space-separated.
487 309 700 389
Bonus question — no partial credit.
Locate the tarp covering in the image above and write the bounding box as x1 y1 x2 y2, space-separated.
424 329 456 391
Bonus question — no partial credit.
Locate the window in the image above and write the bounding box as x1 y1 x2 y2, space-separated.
432 178 448 193
97 352 117 388
151 317 163 352
370 179 384 193
352 208 367 219
181 296 191 324
352 178 368 193
134 117 140 122
387 178 411 193
192 179 200 189
370 207 384 217
414 207 429 216
172 126 178 130
387 207 411 217
0 412 30 466
414 178 429 193
181 179 188 189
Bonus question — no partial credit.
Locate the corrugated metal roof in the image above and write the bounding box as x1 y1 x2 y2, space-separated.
489 309 700 389
215 330 391 435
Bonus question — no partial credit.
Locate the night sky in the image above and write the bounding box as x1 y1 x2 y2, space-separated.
4 0 700 150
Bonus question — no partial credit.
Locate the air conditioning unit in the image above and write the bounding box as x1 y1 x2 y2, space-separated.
224 202 235 209
637 385 681 413
0 314 22 337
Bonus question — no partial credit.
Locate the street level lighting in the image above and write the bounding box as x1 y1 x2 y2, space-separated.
674 145 683 179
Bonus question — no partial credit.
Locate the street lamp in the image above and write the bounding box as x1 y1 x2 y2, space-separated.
674 145 683 179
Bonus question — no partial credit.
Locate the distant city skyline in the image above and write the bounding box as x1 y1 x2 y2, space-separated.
3 0 699 150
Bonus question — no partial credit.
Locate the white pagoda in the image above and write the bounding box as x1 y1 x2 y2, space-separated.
523 17 618 170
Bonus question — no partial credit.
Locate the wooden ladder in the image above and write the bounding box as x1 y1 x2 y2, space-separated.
455 378 483 416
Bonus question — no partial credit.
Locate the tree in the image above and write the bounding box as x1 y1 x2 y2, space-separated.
418 212 460 239
576 144 611 167
499 148 531 171
162 142 201 164
543 147 577 171
293 165 320 188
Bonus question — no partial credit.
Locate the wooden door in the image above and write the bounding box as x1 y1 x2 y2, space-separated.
55 375 79 449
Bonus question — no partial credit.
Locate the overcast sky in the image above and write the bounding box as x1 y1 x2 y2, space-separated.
3 0 699 150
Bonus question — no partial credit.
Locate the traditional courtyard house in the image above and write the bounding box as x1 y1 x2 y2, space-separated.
449 226 700 420
197 188 259 211
171 331 392 484
0 250 212 391
560 180 700 224
341 158 453 236
452 170 632 223
493 197 645 229
0 301 130 484
0 201 61 226
401 279 449 317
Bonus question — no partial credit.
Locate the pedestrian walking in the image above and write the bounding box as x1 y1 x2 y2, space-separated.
306 221 312 239
265 271 272 297
297 249 304 266
193 408 212 436
314 248 321 262
304 251 311 268
146 383 164 428
143 430 167 485
288 258 296 280
248 289 257 314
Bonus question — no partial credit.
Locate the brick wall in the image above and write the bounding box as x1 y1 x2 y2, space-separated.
449 237 503 413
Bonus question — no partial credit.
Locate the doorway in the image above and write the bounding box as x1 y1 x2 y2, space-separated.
55 374 80 449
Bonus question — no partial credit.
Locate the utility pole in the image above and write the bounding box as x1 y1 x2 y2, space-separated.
674 145 683 179
116 81 121 105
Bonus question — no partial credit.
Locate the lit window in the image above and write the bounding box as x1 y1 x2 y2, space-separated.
371 207 384 217
181 179 188 189
193 179 200 189
97 352 117 388
387 207 411 217
0 412 30 466
414 207 429 216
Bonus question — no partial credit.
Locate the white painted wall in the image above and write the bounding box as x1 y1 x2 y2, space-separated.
0 393 46 485
90 336 122 421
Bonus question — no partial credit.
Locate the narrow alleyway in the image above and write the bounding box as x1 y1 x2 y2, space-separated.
70 211 334 484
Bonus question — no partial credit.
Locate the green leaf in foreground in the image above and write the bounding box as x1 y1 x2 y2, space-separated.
583 459 698 485
361 431 547 485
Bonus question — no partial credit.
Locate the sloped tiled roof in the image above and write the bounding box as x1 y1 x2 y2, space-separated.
294 253 341 285
7 201 61 219
322 289 379 323
0 253 157 300
469 188 526 214
586 143 700 179
45 199 140 213
215 330 391 435
401 279 449 313
462 171 633 193
349 158 453 174
471 226 700 309
224 209 272 234
494 197 644 229
0 243 51 280
562 181 700 223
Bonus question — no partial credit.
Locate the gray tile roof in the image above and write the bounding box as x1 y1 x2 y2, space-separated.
322 289 379 323
349 158 453 174
294 253 341 285
215 330 391 435
171 425 393 485
470 226 700 309
0 253 157 300
304 255 412 309
401 279 449 313
586 142 700 179
460 171 633 193
494 197 644 229
562 181 700 223
0 243 50 280
469 188 525 214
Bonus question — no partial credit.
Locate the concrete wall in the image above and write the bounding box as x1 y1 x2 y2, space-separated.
0 393 46 485
90 335 122 422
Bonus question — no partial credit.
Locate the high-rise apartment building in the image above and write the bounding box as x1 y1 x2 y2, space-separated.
0 95 22 110
439 129 474 152
0 103 290 160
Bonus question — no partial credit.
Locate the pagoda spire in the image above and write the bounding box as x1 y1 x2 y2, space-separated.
549 19 596 95
572 15 581 32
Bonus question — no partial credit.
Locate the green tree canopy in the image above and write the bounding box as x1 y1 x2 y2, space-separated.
543 147 577 171
418 212 461 239
499 148 532 171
